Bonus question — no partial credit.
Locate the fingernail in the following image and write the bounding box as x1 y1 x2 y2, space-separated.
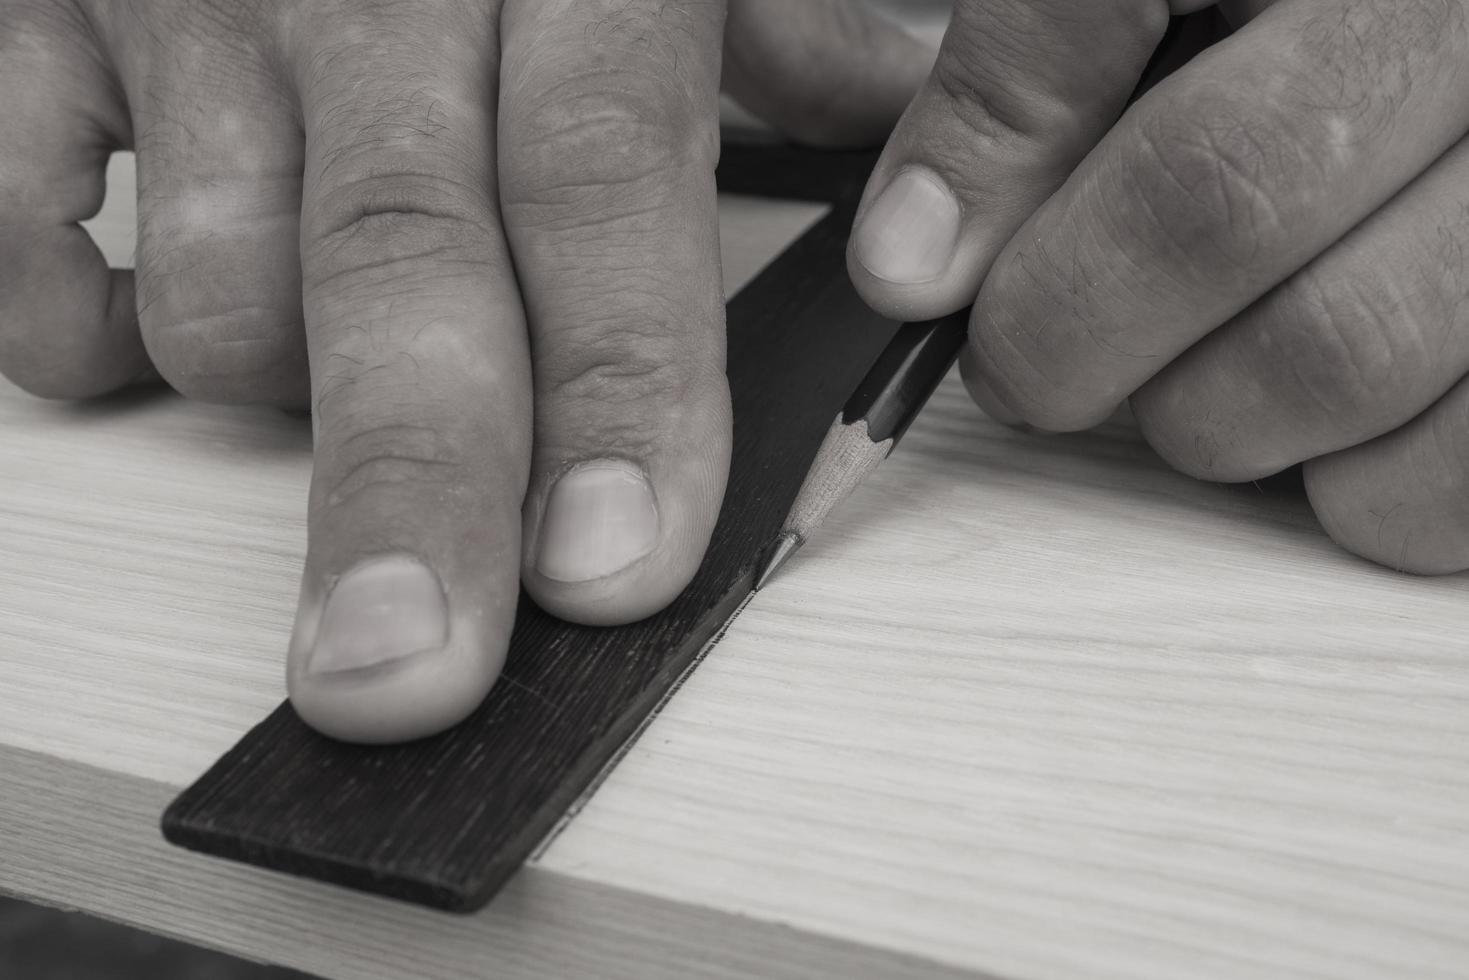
306 556 449 676
854 167 961 284
537 459 659 583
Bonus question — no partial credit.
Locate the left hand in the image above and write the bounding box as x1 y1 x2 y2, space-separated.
0 0 932 744
850 0 1469 574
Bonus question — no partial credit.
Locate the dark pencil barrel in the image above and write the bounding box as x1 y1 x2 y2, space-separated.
841 311 969 446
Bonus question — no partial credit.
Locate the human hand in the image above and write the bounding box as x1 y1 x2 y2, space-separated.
850 0 1469 574
0 0 930 741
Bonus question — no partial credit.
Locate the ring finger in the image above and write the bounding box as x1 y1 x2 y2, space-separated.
109 7 308 407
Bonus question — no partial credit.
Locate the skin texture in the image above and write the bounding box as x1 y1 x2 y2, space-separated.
0 0 933 742
851 0 1469 577
9 0 1469 742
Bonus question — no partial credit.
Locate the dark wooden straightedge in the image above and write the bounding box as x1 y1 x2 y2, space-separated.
161 145 900 912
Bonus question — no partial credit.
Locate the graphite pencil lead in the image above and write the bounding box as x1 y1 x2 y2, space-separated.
754 532 804 592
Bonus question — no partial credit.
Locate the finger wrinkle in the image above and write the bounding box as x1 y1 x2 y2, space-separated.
141 181 296 235
1154 104 1286 235
539 325 707 406
311 309 523 411
506 66 709 157
311 91 473 182
525 0 723 83
503 192 681 237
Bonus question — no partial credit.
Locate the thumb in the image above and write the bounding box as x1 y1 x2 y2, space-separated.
848 0 1190 322
723 0 939 149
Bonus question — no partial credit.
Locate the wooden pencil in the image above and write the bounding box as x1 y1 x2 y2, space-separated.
756 309 969 589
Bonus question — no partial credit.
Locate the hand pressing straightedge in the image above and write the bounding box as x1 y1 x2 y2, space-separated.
853 0 1469 577
0 0 933 742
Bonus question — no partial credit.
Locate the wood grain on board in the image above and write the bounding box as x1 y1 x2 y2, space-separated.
4 122 1469 980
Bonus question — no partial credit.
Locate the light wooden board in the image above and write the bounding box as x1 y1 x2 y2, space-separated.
4 148 1469 980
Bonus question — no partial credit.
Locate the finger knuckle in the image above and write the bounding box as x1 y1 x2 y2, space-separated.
502 68 713 216
932 25 1075 147
319 419 463 510
936 0 1165 149
1128 101 1307 271
931 42 1037 145
141 307 304 404
305 170 497 291
541 314 709 455
1295 0 1464 141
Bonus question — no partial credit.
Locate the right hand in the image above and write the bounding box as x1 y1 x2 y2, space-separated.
850 0 1469 576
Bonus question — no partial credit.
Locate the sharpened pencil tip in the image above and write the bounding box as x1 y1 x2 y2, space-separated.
755 533 804 592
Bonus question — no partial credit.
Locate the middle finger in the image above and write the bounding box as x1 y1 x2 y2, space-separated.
284 0 527 742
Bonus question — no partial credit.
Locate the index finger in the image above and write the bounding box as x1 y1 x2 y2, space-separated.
496 0 731 626
969 0 1469 430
